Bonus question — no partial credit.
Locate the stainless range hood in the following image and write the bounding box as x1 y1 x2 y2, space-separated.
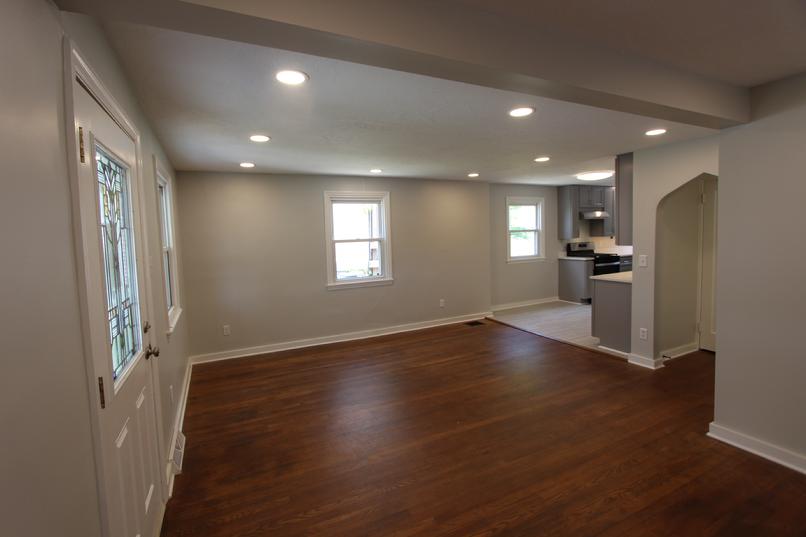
581 210 610 220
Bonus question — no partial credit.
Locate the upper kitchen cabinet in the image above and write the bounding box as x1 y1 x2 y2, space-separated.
588 186 615 237
558 185 580 240
603 186 616 236
615 152 633 245
578 185 605 209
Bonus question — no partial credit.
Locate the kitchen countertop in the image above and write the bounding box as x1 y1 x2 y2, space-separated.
558 255 594 261
590 271 633 284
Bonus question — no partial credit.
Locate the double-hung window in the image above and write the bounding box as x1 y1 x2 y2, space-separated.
324 191 392 288
506 196 544 261
157 171 181 329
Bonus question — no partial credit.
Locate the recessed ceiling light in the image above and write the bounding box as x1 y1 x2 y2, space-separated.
645 128 667 136
250 134 270 143
509 107 535 118
275 70 308 85
468 172 480 178
370 168 383 174
576 170 614 181
239 162 255 168
534 156 550 163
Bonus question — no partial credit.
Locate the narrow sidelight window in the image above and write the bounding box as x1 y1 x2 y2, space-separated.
157 172 181 328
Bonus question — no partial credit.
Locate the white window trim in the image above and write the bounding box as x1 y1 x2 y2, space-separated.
324 191 393 290
506 196 545 263
155 160 182 333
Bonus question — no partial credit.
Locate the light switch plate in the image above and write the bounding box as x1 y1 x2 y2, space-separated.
638 255 648 267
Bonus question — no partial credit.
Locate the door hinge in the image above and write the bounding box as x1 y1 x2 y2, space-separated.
79 126 86 163
98 377 106 409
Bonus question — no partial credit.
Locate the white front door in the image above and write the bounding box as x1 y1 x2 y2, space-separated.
72 78 163 537
699 177 718 352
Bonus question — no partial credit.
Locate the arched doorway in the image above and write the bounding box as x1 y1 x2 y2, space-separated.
654 173 717 360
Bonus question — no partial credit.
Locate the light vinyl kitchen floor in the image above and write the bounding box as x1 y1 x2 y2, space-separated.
492 300 601 349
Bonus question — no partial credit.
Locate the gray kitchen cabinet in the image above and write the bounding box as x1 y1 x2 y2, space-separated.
588 187 615 237
559 259 593 303
579 185 605 209
615 152 633 245
603 186 615 236
578 185 591 208
558 185 580 240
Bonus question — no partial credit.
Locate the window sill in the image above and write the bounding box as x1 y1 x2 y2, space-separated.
327 277 394 291
166 307 183 336
507 256 546 264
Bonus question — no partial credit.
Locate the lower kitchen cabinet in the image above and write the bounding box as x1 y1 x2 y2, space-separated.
559 259 593 303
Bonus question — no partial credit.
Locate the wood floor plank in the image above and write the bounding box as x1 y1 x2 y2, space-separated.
161 321 806 536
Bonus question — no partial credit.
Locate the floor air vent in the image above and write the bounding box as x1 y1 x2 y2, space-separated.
465 320 485 326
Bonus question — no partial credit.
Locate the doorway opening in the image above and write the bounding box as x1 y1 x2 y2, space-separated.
654 173 717 361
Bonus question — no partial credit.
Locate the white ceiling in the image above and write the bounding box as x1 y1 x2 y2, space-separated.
453 0 806 87
104 23 717 184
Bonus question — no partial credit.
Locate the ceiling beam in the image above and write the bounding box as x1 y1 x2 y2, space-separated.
55 0 749 128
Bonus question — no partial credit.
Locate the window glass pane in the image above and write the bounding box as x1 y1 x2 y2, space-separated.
333 202 382 240
510 231 537 257
96 146 142 379
508 204 537 231
335 240 382 280
163 250 173 309
158 184 169 247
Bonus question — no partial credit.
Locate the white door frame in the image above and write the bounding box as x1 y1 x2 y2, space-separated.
62 38 169 536
696 175 718 351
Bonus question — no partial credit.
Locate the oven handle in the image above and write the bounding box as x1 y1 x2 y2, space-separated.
595 261 621 267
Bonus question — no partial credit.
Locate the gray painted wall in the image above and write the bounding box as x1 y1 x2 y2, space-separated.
714 73 806 456
0 5 191 536
0 2 102 536
177 172 492 356
631 136 719 360
489 184 560 307
654 177 702 356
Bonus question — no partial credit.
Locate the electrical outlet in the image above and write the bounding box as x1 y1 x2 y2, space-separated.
639 328 648 340
222 324 231 336
638 254 648 268
439 298 446 308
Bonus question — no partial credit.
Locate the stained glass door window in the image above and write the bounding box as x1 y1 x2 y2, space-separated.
96 146 142 380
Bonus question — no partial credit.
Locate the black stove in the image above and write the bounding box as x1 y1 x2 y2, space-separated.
566 242 621 275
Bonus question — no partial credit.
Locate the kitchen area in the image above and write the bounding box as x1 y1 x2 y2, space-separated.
494 153 634 358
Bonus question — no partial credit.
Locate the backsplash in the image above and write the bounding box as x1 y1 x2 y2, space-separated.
559 220 633 256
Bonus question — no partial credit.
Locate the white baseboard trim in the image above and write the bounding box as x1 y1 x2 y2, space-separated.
556 299 588 306
491 296 559 313
659 341 699 360
165 359 192 497
597 345 629 359
628 353 665 370
708 422 806 476
190 311 493 365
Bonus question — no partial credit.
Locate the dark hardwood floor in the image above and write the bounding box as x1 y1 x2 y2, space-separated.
162 321 806 536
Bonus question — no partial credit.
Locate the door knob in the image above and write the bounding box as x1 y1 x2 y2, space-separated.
145 343 160 360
